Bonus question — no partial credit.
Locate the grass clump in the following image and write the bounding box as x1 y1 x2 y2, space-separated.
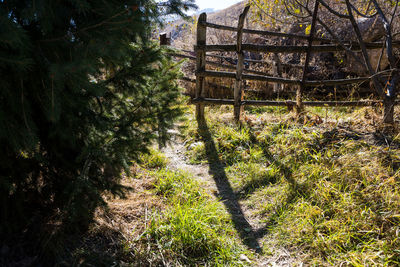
255 126 400 265
152 169 201 200
147 199 243 265
245 105 287 115
184 111 264 166
185 141 207 164
226 162 280 197
140 168 248 265
138 148 169 169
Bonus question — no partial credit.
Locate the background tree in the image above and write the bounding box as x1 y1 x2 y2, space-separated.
250 0 400 124
0 0 196 260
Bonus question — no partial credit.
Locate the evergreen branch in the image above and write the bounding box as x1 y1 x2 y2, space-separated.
40 9 128 43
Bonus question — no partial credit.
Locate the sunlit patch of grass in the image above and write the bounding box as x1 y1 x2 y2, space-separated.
257 127 400 265
249 182 294 217
181 104 400 265
138 148 168 169
147 199 245 265
152 169 202 201
226 162 280 197
245 105 287 115
214 126 253 165
136 168 249 265
184 115 265 165
185 141 207 164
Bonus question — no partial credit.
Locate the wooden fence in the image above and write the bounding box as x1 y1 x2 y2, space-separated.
191 4 400 121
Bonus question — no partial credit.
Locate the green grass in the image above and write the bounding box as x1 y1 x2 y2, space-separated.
135 164 249 266
182 105 400 266
138 148 169 169
65 105 400 266
226 162 280 197
245 105 287 115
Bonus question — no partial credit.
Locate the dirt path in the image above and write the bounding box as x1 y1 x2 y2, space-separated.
162 135 213 189
162 132 299 266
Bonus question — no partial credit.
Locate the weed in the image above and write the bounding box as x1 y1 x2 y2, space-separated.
138 148 168 169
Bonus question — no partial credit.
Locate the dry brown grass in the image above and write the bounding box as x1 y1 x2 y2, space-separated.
63 169 167 266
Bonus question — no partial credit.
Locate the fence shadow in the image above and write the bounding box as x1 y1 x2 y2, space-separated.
197 117 263 252
197 118 306 252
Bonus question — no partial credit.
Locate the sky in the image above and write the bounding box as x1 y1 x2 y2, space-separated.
195 0 243 11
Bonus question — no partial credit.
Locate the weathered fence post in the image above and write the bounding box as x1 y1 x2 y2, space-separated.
272 53 283 96
160 32 171 46
234 5 250 122
195 13 207 123
297 1 319 118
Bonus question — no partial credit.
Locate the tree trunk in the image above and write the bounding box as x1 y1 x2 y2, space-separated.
383 96 395 124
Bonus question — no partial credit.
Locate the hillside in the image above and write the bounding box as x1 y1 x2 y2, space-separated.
162 1 248 49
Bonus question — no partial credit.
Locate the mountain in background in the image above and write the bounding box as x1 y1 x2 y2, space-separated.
161 1 246 47
196 8 217 14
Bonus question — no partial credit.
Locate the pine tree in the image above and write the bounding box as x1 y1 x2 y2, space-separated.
0 0 196 255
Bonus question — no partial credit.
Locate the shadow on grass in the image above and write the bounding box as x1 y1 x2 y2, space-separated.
197 118 306 252
65 231 128 266
197 117 263 252
235 174 278 200
0 227 130 266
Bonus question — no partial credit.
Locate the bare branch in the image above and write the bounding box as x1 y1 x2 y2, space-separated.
250 0 286 24
371 0 396 67
376 0 399 72
349 2 377 18
345 0 384 97
298 0 365 67
371 0 400 99
318 0 350 18
283 0 310 20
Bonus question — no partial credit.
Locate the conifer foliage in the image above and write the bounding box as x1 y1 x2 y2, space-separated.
0 0 195 246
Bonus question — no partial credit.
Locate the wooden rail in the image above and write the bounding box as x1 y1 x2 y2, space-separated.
172 53 269 76
195 42 399 53
191 98 400 107
200 21 400 48
197 70 370 86
174 52 305 69
201 21 331 42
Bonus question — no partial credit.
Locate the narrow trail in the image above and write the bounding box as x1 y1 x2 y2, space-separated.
162 131 298 266
162 135 213 189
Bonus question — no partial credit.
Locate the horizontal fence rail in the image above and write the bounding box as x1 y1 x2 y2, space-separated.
197 70 370 86
191 98 400 107
201 21 332 42
172 53 269 76
174 52 307 69
200 21 400 48
195 42 400 53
